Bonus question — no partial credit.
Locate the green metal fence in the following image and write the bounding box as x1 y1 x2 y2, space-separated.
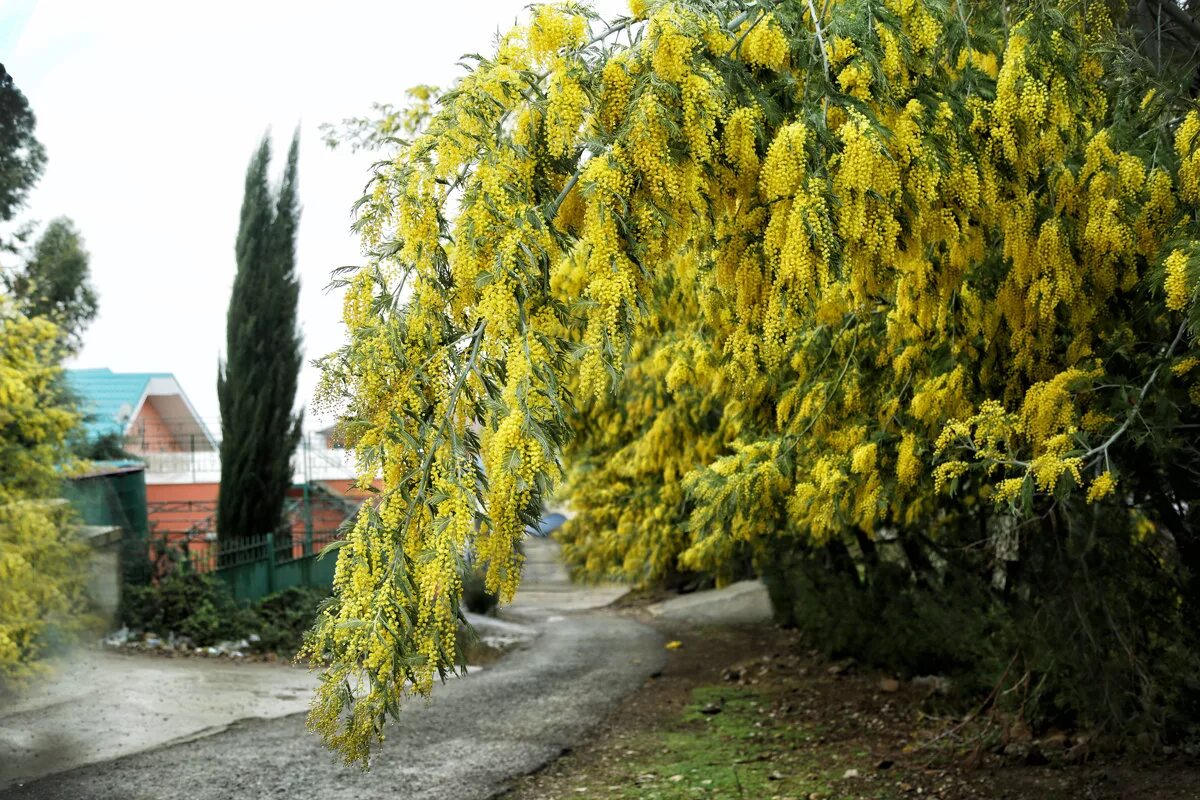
151 529 341 603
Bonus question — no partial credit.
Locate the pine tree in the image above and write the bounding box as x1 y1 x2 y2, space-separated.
217 132 303 542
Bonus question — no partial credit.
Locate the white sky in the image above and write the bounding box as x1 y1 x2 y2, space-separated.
4 0 625 430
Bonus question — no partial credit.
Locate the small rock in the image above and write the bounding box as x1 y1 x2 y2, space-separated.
827 659 855 676
911 674 951 694
1038 731 1070 751
669 774 684 782
879 678 901 693
768 770 784 781
103 626 130 647
843 768 861 779
701 698 724 715
248 633 261 643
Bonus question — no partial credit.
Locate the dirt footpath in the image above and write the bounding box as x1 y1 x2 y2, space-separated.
0 538 661 800
1 614 663 800
0 649 320 790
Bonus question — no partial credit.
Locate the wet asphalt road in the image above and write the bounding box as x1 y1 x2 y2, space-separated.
0 612 664 800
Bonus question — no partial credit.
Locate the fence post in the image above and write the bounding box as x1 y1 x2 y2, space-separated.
304 438 314 556
265 532 275 595
303 455 313 558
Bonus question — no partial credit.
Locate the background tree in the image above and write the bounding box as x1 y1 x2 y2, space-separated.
3 218 97 354
0 64 89 682
216 133 303 542
0 63 45 243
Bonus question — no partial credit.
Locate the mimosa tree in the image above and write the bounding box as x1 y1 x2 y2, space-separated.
0 298 87 680
308 0 1200 763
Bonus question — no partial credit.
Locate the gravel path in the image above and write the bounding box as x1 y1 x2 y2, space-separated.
0 611 663 800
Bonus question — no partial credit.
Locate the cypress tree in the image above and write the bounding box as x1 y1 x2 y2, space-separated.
216 132 303 542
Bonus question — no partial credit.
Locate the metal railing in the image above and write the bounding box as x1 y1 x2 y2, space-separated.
116 419 356 484
162 529 342 572
148 527 344 601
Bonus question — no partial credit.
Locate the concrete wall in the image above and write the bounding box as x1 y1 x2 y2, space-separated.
81 525 123 625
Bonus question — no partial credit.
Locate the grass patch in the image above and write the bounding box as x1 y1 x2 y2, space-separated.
579 684 892 800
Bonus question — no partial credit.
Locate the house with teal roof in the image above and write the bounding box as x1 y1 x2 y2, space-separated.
66 369 218 480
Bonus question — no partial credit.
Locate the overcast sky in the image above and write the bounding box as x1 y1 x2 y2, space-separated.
3 0 624 431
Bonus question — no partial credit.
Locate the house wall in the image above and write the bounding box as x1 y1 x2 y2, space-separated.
146 482 220 536
145 479 384 572
144 482 219 566
284 485 349 534
127 399 184 453
147 480 366 545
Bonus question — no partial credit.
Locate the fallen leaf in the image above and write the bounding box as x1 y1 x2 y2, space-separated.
665 640 683 650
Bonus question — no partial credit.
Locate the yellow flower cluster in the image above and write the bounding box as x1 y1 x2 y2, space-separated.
546 68 587 159
528 4 586 63
600 56 635 132
760 121 808 201
1176 111 1200 204
1164 249 1192 311
739 13 788 71
723 106 760 175
649 9 695 84
682 69 723 163
1087 471 1116 503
